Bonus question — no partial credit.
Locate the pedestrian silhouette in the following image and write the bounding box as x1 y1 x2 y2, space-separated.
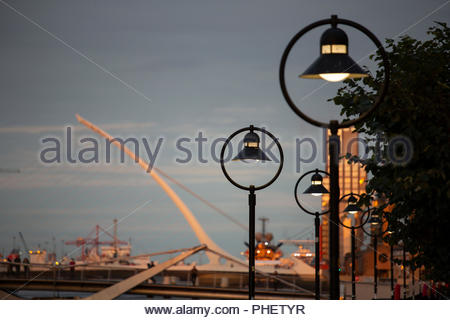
23 257 30 278
191 266 198 286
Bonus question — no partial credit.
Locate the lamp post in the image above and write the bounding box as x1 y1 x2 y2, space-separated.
403 245 407 300
279 14 389 299
361 212 385 299
220 125 283 300
384 229 396 300
294 168 330 299
391 243 394 299
337 193 370 300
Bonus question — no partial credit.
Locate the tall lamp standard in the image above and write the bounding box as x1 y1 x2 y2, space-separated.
361 212 386 299
384 229 396 299
338 193 370 300
220 125 283 300
279 14 390 299
294 169 330 299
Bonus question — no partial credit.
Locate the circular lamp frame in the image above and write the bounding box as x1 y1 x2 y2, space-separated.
361 210 390 238
220 126 284 191
294 169 330 216
279 15 390 129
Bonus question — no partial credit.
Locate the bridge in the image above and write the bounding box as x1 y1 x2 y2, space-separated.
0 278 314 300
0 244 320 300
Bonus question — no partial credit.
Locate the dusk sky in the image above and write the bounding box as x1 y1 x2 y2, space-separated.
0 0 448 260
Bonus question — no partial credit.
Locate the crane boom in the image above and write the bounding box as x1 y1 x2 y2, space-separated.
18 232 30 255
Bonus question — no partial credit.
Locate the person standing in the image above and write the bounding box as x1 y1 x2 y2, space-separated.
22 257 30 278
191 266 198 286
6 256 13 276
147 260 156 283
69 259 76 279
14 256 21 274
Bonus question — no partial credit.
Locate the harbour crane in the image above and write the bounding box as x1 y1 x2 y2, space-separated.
18 232 30 257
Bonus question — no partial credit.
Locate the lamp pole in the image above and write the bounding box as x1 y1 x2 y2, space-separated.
329 121 340 299
294 169 330 299
391 244 394 299
351 226 356 299
403 245 407 299
220 126 283 300
338 193 370 300
315 213 321 298
361 213 385 300
373 234 378 299
248 185 256 298
279 15 389 299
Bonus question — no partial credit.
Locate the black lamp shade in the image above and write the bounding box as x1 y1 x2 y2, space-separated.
232 147 271 161
300 26 368 81
344 203 362 214
303 172 329 196
343 194 361 214
232 131 271 161
303 183 330 196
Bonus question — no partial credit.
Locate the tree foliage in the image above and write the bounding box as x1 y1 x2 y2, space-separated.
332 23 450 282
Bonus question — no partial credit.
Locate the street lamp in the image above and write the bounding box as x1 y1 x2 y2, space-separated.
279 14 390 299
220 125 283 300
294 168 330 299
303 170 330 197
338 193 370 299
300 23 368 82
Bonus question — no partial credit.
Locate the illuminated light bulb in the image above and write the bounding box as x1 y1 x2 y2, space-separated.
319 73 350 82
312 193 322 197
349 210 358 215
240 159 260 164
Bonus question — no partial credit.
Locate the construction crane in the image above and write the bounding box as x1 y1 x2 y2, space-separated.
65 220 128 261
18 232 30 257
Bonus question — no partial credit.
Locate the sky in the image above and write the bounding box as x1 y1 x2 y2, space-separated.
0 0 448 261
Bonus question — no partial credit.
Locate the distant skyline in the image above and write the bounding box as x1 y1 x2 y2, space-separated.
0 0 448 259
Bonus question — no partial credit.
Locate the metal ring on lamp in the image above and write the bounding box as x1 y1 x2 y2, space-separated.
338 193 371 229
279 16 390 129
294 169 331 216
220 126 284 191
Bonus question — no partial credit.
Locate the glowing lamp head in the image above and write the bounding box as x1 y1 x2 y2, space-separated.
232 127 271 162
369 212 380 225
300 24 368 82
319 73 351 82
303 170 329 196
343 194 362 214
